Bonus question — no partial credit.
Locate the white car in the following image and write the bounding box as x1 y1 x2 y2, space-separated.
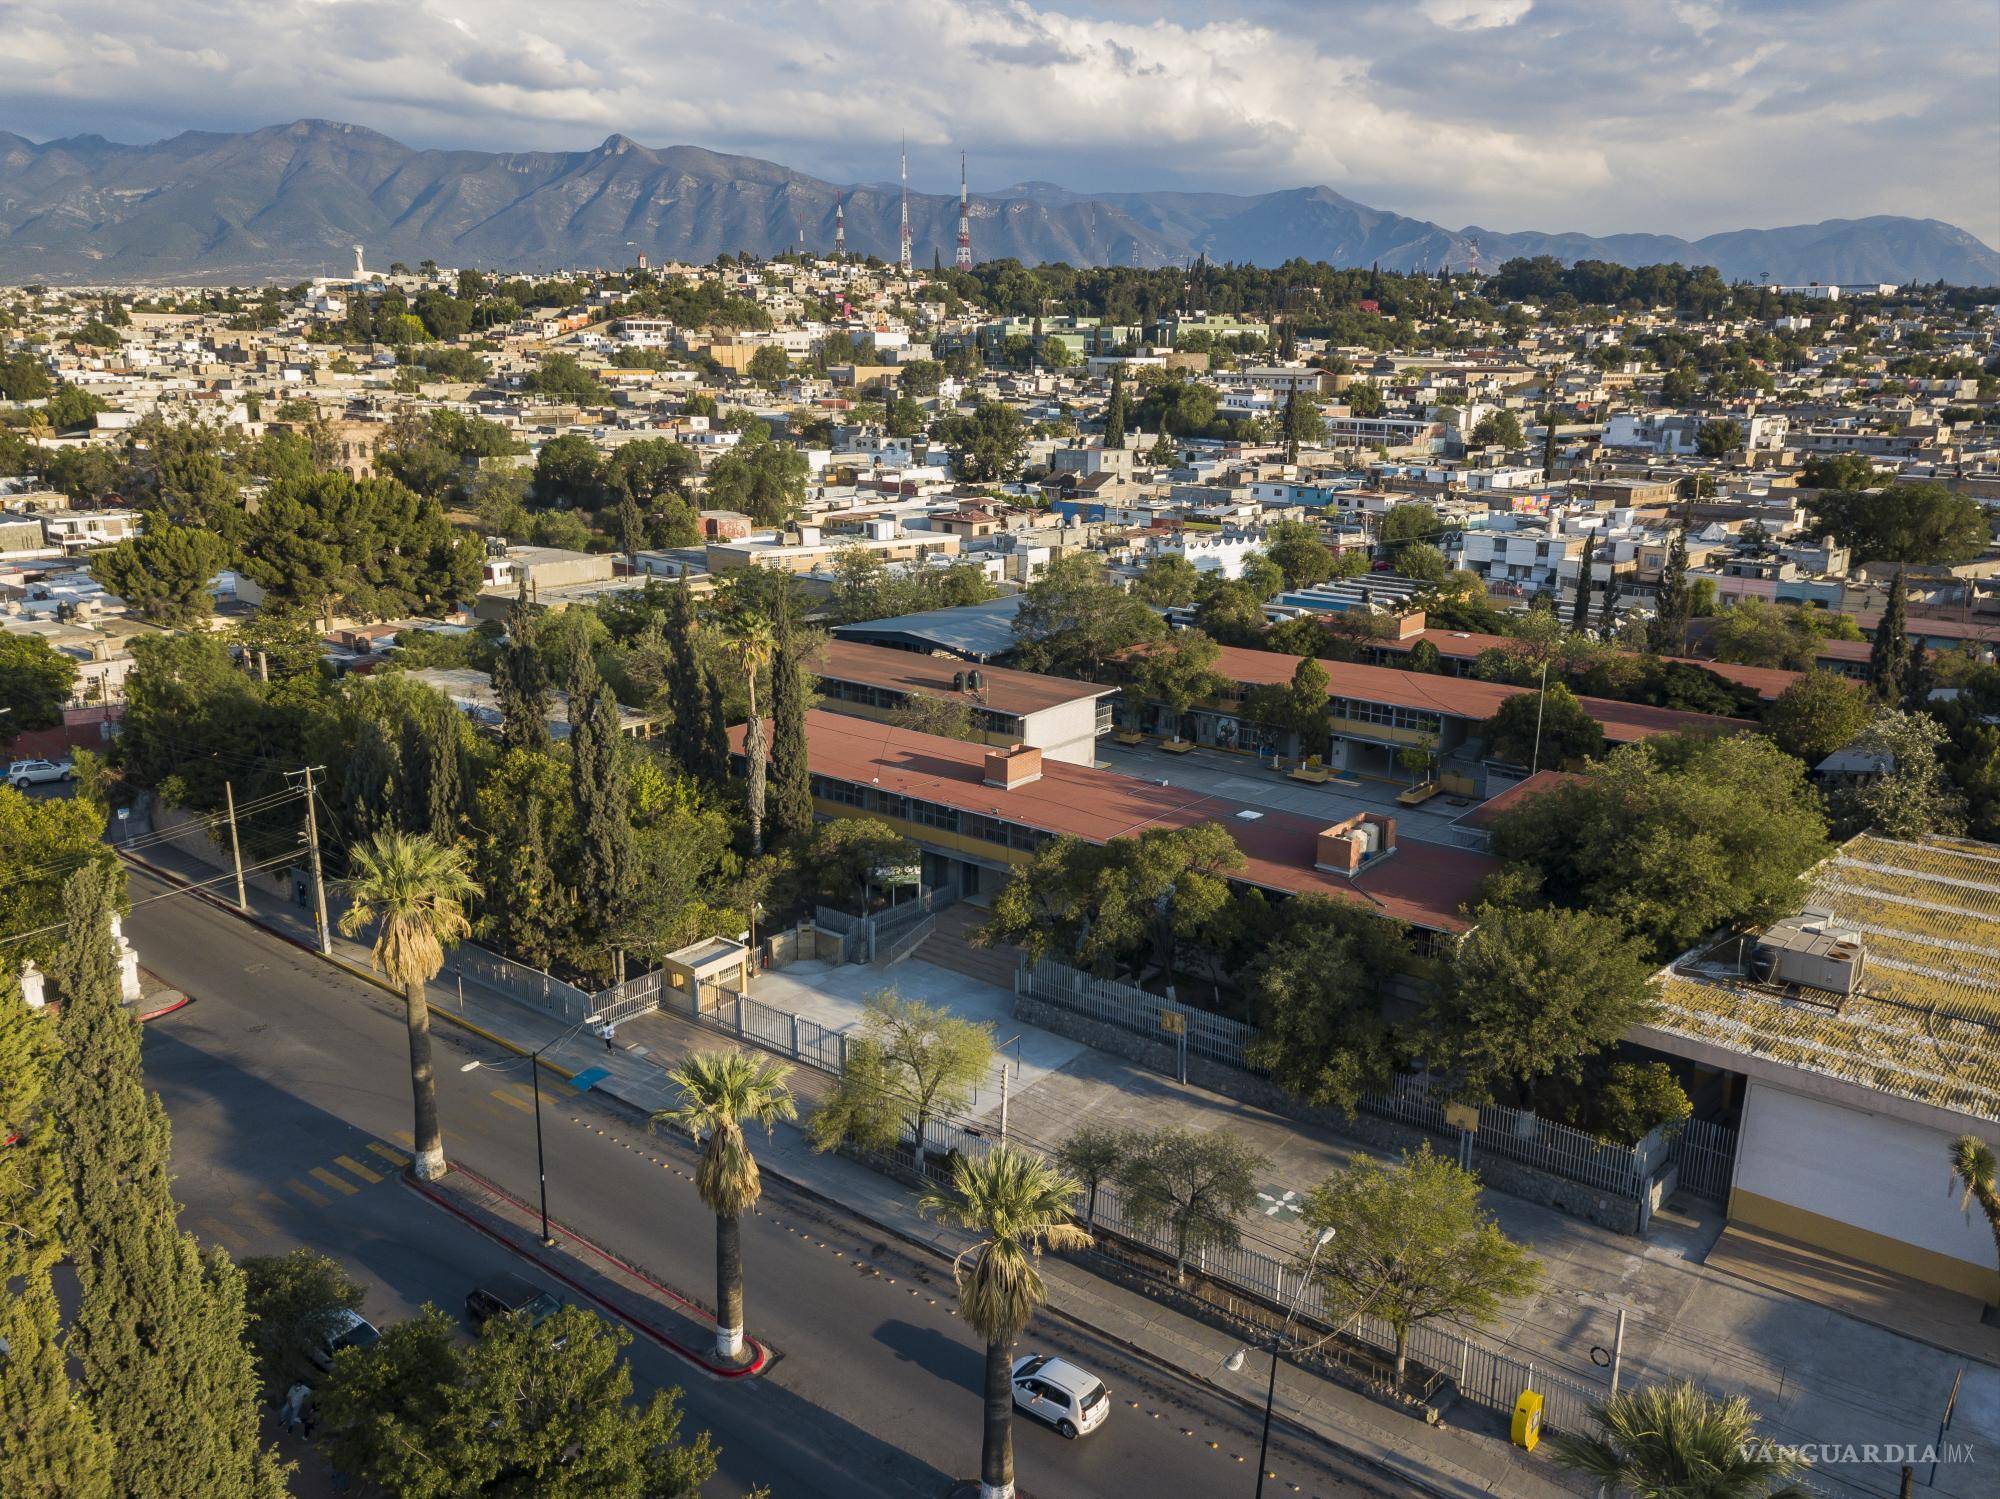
1011 1354 1110 1439
7 758 73 789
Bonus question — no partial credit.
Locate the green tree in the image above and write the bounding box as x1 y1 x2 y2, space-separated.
0 351 52 400
807 989 994 1176
567 653 636 968
522 352 607 403
1491 734 1830 958
1245 897 1408 1114
1695 418 1740 458
1552 1381 1807 1499
1127 629 1224 742
1302 1143 1541 1386
320 1304 717 1497
801 816 919 914
1650 521 1690 654
50 863 289 1499
1948 1135 2000 1307
1263 519 1336 589
1133 553 1202 607
1344 380 1385 418
744 344 791 386
337 831 480 1181
1833 709 1967 839
768 623 816 846
0 634 78 730
1469 409 1523 447
495 587 551 755
1399 541 1448 584
705 442 808 525
1379 501 1447 561
920 1149 1089 1490
1765 671 1873 763
1799 453 1878 490
1712 599 1839 671
239 1249 369 1394
1246 653 1331 759
726 609 778 854
1055 1123 1135 1232
654 1052 797 1363
1480 680 1602 769
1869 567 1911 698
937 399 1029 482
1280 387 1326 460
1104 366 1130 449
1813 481 1989 564
533 432 606 507
1013 553 1165 679
1115 1125 1266 1285
1429 905 1657 1103
1570 530 1597 632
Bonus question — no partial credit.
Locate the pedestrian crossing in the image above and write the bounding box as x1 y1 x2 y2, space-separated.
183 1084 556 1253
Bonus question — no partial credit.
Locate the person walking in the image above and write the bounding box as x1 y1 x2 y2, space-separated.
600 1021 617 1053
282 1381 310 1433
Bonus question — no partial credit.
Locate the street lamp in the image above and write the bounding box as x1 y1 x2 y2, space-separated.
462 1011 601 1247
1225 1226 1336 1499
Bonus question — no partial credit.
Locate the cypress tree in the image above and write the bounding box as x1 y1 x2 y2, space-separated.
496 584 551 756
663 578 706 772
1540 409 1558 479
567 655 634 958
1104 368 1128 450
769 627 815 846
1649 521 1690 654
1596 567 1619 635
1282 389 1301 464
701 663 732 785
1571 530 1597 632
50 864 287 1498
1870 566 1911 701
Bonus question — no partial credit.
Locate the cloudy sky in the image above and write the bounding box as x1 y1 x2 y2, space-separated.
4 0 1997 244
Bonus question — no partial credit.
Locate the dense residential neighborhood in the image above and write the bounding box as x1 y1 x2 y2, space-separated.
5 221 2000 1496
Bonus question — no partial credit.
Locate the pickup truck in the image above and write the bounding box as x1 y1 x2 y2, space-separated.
7 758 74 790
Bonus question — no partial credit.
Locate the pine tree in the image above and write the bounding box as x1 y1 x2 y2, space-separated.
490 792 561 970
769 626 815 846
1649 521 1690 654
1571 530 1597 632
1282 389 1301 464
50 864 288 1499
615 491 644 556
1540 409 1559 479
495 582 550 756
567 655 633 960
1596 567 1619 635
1870 566 1911 701
700 664 732 784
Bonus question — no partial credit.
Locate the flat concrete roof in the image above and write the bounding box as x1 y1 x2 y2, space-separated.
816 639 1115 718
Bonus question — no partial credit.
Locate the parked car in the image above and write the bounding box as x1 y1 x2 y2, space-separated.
7 758 73 790
307 1308 380 1372
465 1272 562 1332
1011 1353 1110 1439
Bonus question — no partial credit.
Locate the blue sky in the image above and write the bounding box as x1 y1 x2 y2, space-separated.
3 0 1996 243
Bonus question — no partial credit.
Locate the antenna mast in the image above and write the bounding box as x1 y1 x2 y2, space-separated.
955 152 972 270
898 136 913 275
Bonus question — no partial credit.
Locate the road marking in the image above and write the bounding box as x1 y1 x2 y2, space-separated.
286 1177 331 1208
488 1086 534 1114
197 1213 250 1251
1255 1187 1304 1220
391 1129 415 1147
334 1153 383 1184
367 1142 408 1166
308 1166 359 1197
255 1191 290 1216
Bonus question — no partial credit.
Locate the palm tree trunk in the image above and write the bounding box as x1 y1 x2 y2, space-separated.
405 975 446 1180
715 1212 744 1361
745 676 766 856
980 1335 1015 1499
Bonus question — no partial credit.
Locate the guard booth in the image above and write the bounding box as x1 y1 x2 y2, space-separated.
661 937 752 1014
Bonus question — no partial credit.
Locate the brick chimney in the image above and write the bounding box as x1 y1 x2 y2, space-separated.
983 744 1043 789
1314 813 1397 875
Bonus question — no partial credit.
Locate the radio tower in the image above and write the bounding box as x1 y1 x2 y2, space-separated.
955 153 972 270
834 199 846 259
898 136 912 275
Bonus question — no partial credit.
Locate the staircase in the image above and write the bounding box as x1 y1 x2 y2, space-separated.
911 903 1021 992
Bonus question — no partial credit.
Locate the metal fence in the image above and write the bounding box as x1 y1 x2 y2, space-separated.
812 907 869 963
1671 1116 1738 1203
658 973 853 1076
878 913 940 967
444 944 597 1021
1019 957 1259 1068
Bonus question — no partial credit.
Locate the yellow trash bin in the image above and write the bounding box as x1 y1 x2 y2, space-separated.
1511 1389 1544 1452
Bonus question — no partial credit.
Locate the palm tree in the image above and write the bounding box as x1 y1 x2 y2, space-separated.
653 1051 796 1364
920 1147 1090 1499
1950 1133 2000 1304
1552 1381 1808 1499
338 830 480 1181
729 611 778 854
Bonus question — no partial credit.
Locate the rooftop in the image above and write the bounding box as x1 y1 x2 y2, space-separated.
755 709 1497 931
815 638 1115 717
829 594 1027 662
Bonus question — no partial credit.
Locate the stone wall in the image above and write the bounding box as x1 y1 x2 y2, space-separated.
1013 993 1646 1235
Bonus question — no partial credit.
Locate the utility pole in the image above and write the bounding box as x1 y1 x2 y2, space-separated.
290 766 331 955
224 781 248 912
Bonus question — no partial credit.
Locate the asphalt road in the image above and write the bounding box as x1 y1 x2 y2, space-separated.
129 868 1390 1499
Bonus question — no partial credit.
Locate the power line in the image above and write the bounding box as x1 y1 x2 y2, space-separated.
0 852 304 950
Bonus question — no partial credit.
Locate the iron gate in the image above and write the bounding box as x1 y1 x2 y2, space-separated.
1673 1117 1738 1203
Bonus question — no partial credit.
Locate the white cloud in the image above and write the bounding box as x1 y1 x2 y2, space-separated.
0 0 1990 246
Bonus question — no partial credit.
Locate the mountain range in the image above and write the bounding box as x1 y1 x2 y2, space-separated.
1 119 1993 287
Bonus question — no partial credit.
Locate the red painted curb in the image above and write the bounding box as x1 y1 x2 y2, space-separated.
403 1170 770 1379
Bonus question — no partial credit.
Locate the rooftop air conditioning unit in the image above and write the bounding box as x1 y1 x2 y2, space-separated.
1752 919 1866 997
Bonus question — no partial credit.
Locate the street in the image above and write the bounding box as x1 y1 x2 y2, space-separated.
128 868 1391 1499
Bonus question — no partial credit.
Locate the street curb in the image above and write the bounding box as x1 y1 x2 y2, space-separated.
117 849 578 1081
402 1165 770 1380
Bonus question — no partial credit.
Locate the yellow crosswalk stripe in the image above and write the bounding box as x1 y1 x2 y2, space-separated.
287 1177 330 1208
488 1086 534 1114
199 1214 250 1251
391 1129 415 1147
367 1142 409 1166
334 1153 383 1185
308 1166 359 1197
255 1191 289 1215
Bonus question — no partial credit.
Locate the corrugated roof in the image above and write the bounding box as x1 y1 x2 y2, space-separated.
816 639 1114 717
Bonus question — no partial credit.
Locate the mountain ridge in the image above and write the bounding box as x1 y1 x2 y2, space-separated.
0 119 1992 286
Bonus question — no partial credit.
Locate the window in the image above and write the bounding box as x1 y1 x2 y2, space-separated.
1329 698 1440 735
